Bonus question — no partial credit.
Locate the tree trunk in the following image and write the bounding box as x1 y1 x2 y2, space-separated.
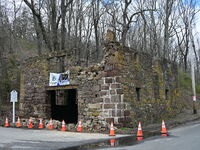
50 0 58 51
33 14 42 55
184 55 188 72
92 0 100 60
61 0 67 50
163 0 173 59
67 2 73 48
121 26 128 46
23 0 52 51
141 12 147 52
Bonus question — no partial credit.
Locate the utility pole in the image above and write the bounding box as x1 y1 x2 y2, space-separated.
189 13 197 114
191 62 197 114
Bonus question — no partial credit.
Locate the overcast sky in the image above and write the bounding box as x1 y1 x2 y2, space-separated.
195 13 200 37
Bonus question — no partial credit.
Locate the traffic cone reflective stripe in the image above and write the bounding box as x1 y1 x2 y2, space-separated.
137 137 143 140
110 139 116 146
4 117 10 127
77 120 83 132
48 119 54 129
137 122 143 137
109 122 115 136
60 120 67 131
161 120 167 133
28 117 33 128
16 117 22 127
38 118 44 129
161 120 168 136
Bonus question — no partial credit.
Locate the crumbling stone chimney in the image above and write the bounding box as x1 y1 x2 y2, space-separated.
106 29 116 42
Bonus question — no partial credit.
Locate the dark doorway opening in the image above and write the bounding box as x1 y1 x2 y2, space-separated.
136 88 141 101
165 89 169 100
48 89 78 124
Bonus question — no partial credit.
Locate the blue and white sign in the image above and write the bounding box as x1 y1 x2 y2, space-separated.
10 90 18 123
10 90 18 102
49 71 70 86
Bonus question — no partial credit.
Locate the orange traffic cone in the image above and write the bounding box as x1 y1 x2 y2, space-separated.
28 117 33 128
161 120 168 136
137 122 143 137
38 118 44 129
60 120 67 131
4 117 10 127
48 118 54 130
77 120 83 132
110 139 116 146
109 122 115 136
16 117 22 127
137 137 143 140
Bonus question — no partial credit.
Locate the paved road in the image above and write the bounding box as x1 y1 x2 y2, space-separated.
1 122 200 150
0 127 125 150
100 121 200 150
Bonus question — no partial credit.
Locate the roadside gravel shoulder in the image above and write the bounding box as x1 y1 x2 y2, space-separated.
116 109 200 134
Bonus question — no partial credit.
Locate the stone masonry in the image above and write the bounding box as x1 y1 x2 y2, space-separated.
4 40 183 131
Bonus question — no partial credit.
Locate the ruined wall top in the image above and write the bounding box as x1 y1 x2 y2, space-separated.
21 40 177 77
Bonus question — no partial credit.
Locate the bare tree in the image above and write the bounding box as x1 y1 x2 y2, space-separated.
60 0 73 50
163 0 174 58
49 0 58 50
24 0 52 51
178 0 198 71
92 0 100 60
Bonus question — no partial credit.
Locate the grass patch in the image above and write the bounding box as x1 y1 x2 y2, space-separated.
119 127 132 130
197 86 200 94
179 71 192 88
179 71 200 95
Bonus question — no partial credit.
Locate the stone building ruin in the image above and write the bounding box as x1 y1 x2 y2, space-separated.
17 39 183 130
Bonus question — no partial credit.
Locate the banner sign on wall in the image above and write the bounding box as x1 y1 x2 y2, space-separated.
49 71 70 86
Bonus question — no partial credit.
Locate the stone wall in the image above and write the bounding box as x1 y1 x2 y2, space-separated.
121 51 181 127
9 41 183 130
19 58 49 118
